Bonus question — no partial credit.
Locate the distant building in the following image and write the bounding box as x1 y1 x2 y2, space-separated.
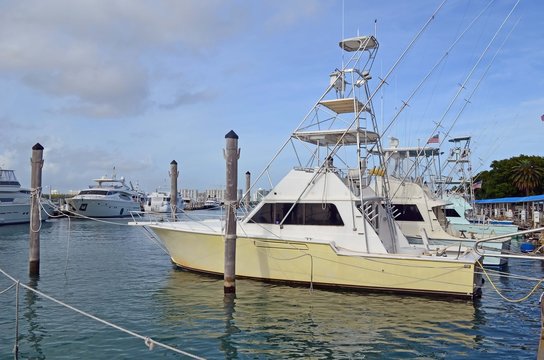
205 189 226 202
181 189 199 201
180 188 245 203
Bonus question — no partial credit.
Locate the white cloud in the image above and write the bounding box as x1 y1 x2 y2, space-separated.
520 97 544 108
0 149 18 170
0 0 251 118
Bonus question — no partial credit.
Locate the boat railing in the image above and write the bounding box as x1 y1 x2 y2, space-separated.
473 226 544 260
470 214 491 226
129 211 175 224
129 209 248 232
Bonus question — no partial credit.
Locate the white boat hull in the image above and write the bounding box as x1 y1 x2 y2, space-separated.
0 203 52 225
66 198 140 218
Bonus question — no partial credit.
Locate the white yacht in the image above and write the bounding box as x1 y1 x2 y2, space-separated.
66 175 142 218
202 197 221 210
144 190 184 213
132 35 485 298
0 168 52 225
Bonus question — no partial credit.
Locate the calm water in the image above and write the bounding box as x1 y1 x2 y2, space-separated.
0 216 542 359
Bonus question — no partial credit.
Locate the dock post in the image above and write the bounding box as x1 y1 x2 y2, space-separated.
539 294 544 358
29 143 44 277
170 160 178 220
244 171 251 209
224 130 240 294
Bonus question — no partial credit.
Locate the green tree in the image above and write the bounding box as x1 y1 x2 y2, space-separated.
474 155 544 199
510 158 544 195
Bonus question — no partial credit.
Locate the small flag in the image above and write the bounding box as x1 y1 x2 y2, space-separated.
427 134 439 144
472 180 482 190
541 114 544 122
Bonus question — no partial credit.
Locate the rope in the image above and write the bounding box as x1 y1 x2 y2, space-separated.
137 226 171 255
29 188 43 233
477 259 544 303
476 268 544 282
0 282 16 295
0 269 204 359
267 252 314 292
59 210 136 226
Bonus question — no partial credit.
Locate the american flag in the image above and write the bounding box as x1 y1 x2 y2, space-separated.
472 180 482 190
427 134 439 144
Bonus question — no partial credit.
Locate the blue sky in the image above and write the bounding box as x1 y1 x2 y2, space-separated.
0 0 542 193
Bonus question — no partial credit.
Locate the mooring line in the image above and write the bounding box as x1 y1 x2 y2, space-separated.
477 259 544 303
0 282 16 295
0 268 205 359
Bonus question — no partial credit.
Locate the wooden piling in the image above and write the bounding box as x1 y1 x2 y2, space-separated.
224 130 240 294
29 143 44 277
539 295 544 359
244 171 251 209
170 160 178 220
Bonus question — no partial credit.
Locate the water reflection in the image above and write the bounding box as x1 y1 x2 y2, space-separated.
0 222 54 248
220 294 239 358
22 278 45 360
156 269 482 358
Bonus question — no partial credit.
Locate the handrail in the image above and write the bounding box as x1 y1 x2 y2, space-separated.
473 227 544 260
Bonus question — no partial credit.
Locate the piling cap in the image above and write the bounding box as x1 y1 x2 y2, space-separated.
170 160 177 165
225 130 238 139
32 143 44 150
246 171 251 175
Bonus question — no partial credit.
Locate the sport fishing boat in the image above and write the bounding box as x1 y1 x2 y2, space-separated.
374 142 510 266
444 193 518 236
439 136 518 236
0 168 53 225
66 174 143 218
386 176 508 266
134 35 484 298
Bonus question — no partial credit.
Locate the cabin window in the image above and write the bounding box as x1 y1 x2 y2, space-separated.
391 204 424 221
0 181 20 186
250 202 344 226
119 193 132 201
445 208 461 218
79 190 108 195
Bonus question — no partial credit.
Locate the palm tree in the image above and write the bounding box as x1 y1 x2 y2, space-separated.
510 159 544 195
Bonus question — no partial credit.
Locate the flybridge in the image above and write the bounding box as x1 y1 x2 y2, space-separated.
292 128 379 146
339 35 379 51
0 169 21 187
